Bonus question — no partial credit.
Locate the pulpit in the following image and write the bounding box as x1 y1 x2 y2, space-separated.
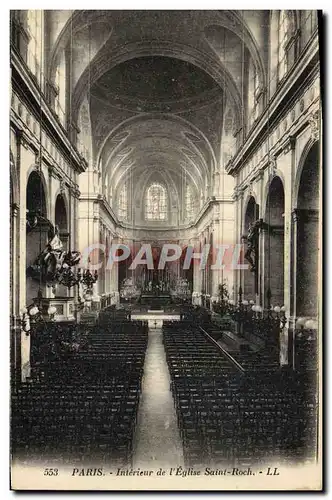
36 296 76 322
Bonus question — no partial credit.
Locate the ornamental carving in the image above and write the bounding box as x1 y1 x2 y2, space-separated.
309 86 315 102
59 179 66 195
269 156 277 175
283 136 296 155
309 110 320 142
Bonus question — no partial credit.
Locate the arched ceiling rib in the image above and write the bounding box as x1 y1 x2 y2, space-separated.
46 10 268 221
97 115 214 195
48 10 266 122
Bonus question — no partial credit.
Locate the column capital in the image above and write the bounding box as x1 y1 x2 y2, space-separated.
268 155 277 175
292 209 299 223
16 128 30 150
59 178 67 195
233 186 244 201
48 165 53 178
254 167 265 182
11 202 19 217
283 135 296 155
309 110 320 142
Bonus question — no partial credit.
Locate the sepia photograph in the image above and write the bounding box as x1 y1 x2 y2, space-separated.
9 9 322 491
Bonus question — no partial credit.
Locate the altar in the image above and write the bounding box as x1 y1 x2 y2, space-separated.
140 292 172 309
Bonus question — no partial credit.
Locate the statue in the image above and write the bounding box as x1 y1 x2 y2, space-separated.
26 213 81 286
26 210 39 232
244 219 266 273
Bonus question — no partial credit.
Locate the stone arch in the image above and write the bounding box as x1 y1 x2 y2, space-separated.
242 192 260 233
54 195 67 229
53 190 69 228
293 138 320 210
243 195 260 301
26 170 49 305
26 169 48 219
294 141 320 319
99 113 216 186
263 176 285 308
262 170 286 220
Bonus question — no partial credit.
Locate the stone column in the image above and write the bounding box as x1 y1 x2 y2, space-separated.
211 216 221 298
260 225 269 310
111 235 120 300
282 138 296 316
18 133 31 381
280 137 296 366
237 189 244 302
255 169 264 306
232 188 241 302
11 202 21 384
191 237 201 305
290 208 300 369
46 167 56 300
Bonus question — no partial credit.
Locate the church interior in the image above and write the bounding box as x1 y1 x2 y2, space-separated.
10 10 321 470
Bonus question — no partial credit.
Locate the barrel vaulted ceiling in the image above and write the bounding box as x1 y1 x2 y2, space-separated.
46 10 268 216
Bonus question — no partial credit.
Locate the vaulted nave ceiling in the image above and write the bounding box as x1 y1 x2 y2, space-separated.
47 10 268 205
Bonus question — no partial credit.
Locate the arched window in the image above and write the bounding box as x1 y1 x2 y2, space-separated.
278 11 293 82
118 183 128 221
248 59 259 127
27 10 43 84
77 102 92 162
145 183 167 221
54 52 66 127
185 184 194 221
299 11 318 51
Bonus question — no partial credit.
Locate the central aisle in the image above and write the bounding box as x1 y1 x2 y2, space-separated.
133 326 184 467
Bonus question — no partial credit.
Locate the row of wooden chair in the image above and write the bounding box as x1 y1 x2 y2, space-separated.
162 320 317 467
12 312 148 465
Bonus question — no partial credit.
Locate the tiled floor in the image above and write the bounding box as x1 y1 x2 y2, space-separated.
133 327 184 468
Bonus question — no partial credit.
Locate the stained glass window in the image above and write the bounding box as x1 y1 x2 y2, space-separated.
118 184 128 221
248 61 259 127
55 52 66 126
77 103 92 162
27 10 43 84
278 11 292 82
145 183 167 220
185 184 194 221
299 11 318 51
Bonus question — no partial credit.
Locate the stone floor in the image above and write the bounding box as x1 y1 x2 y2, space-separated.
133 327 184 468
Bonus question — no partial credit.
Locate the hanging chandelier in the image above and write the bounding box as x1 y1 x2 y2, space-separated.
19 295 57 336
54 264 98 289
80 268 98 288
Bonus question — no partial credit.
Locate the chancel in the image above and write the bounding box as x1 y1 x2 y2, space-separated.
10 10 321 475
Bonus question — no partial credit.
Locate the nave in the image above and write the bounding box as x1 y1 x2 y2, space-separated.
10 11 321 490
11 306 317 469
133 327 183 467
